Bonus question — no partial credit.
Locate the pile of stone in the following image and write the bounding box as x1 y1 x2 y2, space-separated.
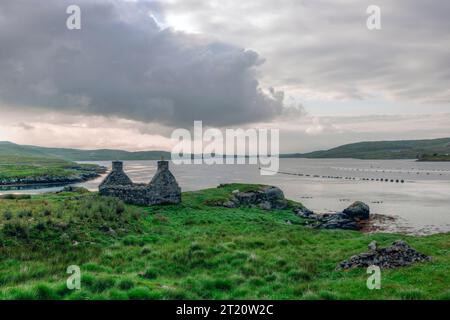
294 201 370 231
221 185 288 210
337 240 431 270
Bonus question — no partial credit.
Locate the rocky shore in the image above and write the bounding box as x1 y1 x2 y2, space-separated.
295 201 371 231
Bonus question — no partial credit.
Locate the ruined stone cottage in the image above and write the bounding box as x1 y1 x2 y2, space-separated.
99 160 181 206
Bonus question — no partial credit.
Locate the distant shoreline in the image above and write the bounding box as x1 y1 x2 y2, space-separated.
0 171 106 190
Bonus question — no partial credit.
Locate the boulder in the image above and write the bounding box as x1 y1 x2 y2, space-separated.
343 201 370 220
234 192 258 206
294 206 315 218
258 201 273 211
261 186 284 201
222 200 237 208
59 186 90 194
337 240 431 270
368 240 378 251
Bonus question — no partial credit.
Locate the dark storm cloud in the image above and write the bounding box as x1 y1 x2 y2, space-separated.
0 0 285 127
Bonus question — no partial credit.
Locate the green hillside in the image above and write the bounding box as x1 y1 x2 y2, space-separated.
3 137 450 162
0 142 170 161
282 138 450 160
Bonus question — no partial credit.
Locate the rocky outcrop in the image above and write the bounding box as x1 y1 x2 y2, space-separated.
294 201 370 231
337 240 431 270
99 160 181 206
220 185 288 210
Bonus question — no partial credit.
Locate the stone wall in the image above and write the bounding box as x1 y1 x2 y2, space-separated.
99 160 181 206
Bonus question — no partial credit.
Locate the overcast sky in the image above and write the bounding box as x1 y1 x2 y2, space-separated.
0 0 449 152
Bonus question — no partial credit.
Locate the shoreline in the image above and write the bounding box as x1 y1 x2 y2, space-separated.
0 169 107 189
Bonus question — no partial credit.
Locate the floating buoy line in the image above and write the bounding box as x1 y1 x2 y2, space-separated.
330 166 450 176
259 167 406 183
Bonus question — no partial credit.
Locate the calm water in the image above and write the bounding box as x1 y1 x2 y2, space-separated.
2 159 450 235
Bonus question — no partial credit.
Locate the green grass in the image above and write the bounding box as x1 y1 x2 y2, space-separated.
0 183 449 300
0 155 103 182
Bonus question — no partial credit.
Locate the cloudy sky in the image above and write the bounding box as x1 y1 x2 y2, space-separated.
0 0 449 152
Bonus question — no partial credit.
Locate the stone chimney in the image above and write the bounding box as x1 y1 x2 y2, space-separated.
112 161 124 172
157 160 169 171
99 160 133 188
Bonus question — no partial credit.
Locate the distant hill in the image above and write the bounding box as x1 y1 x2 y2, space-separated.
0 141 170 161
282 137 450 160
2 138 450 161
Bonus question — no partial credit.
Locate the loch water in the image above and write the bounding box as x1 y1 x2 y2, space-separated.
2 158 450 235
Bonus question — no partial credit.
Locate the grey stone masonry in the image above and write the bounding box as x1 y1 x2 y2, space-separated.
99 160 181 206
99 161 133 188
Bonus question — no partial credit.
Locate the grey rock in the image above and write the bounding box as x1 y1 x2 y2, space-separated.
343 201 370 220
258 201 272 211
261 186 284 201
222 200 237 208
304 201 371 231
294 206 315 218
60 186 89 193
224 186 288 210
313 212 360 230
234 192 258 206
368 240 378 251
221 185 288 211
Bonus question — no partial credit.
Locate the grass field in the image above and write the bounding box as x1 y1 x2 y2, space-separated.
0 184 449 300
